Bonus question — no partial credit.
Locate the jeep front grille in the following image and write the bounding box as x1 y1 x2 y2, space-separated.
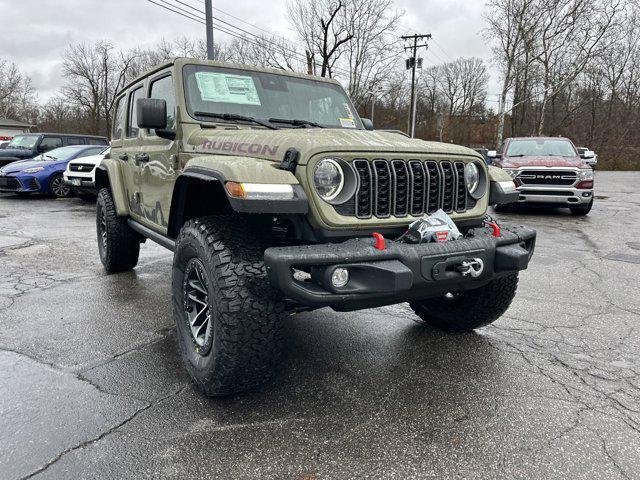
346 159 469 218
518 170 577 186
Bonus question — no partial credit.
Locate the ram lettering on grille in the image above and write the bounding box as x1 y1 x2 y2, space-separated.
349 159 469 219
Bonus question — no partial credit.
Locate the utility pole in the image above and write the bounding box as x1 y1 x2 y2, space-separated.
402 33 431 138
205 0 215 60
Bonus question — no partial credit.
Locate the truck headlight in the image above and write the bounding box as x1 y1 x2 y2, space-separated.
23 167 44 174
464 163 480 195
313 158 344 201
577 169 594 181
503 169 518 180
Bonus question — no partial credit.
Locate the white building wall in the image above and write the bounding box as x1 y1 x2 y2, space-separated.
0 126 29 137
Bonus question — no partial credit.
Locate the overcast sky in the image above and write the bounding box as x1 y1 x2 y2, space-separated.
0 0 499 102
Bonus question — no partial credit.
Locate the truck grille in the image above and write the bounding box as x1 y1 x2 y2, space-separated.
0 176 21 191
518 170 576 186
69 163 95 173
349 159 469 218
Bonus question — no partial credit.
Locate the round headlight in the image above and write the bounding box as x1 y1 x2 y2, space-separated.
313 158 344 201
464 162 480 195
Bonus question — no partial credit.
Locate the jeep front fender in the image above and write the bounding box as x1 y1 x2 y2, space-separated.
488 165 519 205
95 158 130 216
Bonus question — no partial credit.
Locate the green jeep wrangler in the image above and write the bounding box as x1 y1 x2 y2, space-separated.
96 58 536 396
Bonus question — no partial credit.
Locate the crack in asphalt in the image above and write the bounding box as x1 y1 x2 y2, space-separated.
18 384 190 480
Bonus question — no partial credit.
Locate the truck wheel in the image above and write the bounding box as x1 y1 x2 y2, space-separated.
172 216 286 396
409 273 519 332
96 188 140 272
569 199 593 216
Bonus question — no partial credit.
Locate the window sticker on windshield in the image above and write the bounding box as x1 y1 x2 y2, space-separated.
339 118 356 128
343 103 355 119
195 72 261 105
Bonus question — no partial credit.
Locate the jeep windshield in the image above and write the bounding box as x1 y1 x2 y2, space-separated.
183 64 363 130
7 135 39 150
506 139 577 158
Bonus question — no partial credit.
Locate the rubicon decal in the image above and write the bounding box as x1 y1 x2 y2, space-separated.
199 139 280 157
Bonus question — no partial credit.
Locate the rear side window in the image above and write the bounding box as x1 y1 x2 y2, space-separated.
112 96 126 140
149 75 176 131
64 136 84 146
86 138 107 145
127 87 144 138
40 136 63 150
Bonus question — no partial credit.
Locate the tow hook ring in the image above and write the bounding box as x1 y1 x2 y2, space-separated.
458 258 484 278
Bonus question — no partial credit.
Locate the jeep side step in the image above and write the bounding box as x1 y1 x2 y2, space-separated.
127 219 176 251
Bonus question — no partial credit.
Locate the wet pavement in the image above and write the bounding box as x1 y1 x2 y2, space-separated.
1 171 639 479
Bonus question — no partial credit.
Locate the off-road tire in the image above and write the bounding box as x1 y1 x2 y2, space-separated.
96 188 140 272
409 273 519 332
172 216 286 396
569 199 593 216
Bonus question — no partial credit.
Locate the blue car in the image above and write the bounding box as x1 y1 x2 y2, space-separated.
0 145 108 198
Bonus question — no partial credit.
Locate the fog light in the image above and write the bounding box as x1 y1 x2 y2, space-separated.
331 268 349 288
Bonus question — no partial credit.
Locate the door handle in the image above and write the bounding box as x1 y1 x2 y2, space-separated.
118 153 129 161
135 153 150 163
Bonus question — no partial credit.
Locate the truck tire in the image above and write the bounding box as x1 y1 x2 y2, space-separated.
96 188 140 273
172 216 286 396
409 273 519 332
569 199 593 216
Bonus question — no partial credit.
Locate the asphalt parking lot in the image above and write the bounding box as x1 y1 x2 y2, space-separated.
1 171 639 479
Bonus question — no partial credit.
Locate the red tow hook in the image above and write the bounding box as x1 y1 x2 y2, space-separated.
487 222 501 238
373 232 386 250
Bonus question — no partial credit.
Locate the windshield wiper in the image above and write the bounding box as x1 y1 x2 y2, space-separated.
193 112 278 130
44 154 57 160
268 118 324 128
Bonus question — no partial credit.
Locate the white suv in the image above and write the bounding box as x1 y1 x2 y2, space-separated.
64 148 109 200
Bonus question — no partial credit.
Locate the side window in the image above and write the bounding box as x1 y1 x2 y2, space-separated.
86 138 107 145
127 87 144 138
40 136 62 151
112 96 126 140
63 136 82 146
149 75 176 131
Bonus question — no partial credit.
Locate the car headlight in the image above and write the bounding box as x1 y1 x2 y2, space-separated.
23 167 44 174
464 163 480 195
577 169 594 181
503 169 519 180
313 158 344 201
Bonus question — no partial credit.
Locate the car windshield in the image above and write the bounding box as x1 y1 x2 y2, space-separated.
506 139 577 157
39 146 84 161
183 64 363 130
7 135 39 149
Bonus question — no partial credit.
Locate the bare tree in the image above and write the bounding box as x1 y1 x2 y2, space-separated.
341 0 403 107
0 60 38 123
287 0 354 77
62 41 137 135
226 35 304 71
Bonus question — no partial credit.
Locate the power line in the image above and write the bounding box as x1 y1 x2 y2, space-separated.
148 0 354 78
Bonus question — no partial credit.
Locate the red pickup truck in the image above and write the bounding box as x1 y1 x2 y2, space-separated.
489 137 594 216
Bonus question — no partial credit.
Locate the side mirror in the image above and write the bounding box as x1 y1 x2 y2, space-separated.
137 98 176 141
582 150 595 159
37 144 46 153
137 98 167 130
361 118 374 131
487 150 498 158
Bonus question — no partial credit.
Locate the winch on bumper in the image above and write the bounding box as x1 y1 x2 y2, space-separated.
264 225 536 311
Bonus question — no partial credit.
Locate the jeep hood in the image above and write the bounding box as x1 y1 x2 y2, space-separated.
188 128 479 164
500 155 588 169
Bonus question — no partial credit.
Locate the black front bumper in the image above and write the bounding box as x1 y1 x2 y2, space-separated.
264 225 536 311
